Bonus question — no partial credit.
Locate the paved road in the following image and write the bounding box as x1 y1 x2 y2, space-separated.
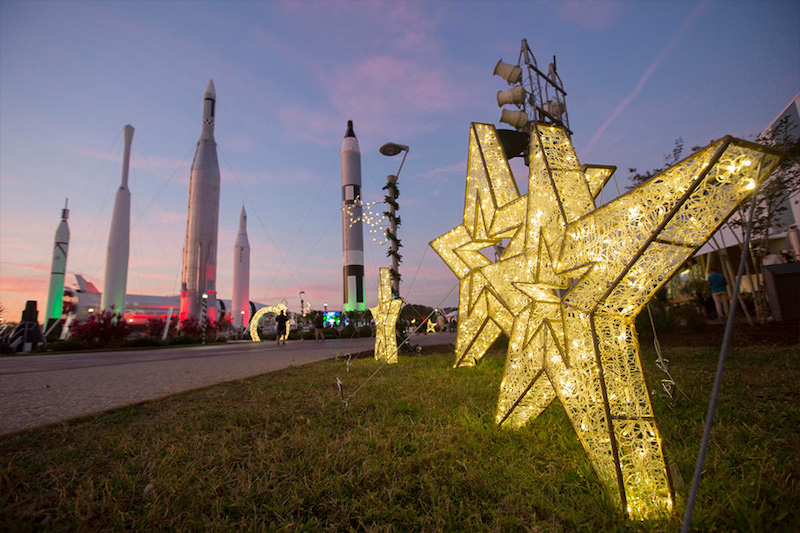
0 333 456 436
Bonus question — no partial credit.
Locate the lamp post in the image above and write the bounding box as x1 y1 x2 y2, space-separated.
201 293 208 344
239 310 245 340
379 142 409 298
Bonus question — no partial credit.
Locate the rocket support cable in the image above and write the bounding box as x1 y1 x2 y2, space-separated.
339 279 459 407
681 178 761 532
218 147 306 295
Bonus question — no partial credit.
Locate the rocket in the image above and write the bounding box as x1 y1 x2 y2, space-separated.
231 206 250 330
341 120 366 312
102 124 134 314
180 80 221 323
45 199 70 331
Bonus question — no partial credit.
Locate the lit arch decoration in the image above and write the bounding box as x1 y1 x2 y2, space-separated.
430 122 781 518
249 301 289 342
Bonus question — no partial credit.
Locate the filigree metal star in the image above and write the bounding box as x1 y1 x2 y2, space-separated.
370 267 402 364
431 121 780 518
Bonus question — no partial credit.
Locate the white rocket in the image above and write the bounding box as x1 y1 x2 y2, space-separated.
231 206 250 329
341 120 366 312
180 80 221 323
102 124 134 314
45 199 70 331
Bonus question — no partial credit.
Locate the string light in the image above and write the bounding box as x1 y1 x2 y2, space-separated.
369 267 402 364
431 122 781 519
344 196 390 246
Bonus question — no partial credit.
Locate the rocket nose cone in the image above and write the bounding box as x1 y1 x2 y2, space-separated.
344 120 356 138
205 79 216 99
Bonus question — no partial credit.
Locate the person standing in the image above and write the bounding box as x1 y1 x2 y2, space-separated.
707 268 729 319
313 311 325 341
276 310 289 345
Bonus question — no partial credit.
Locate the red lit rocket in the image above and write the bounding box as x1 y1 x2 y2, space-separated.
180 80 220 322
102 124 134 314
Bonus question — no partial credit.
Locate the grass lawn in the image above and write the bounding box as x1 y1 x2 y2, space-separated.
1 343 798 531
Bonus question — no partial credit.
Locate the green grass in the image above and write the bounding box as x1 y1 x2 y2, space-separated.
1 345 798 531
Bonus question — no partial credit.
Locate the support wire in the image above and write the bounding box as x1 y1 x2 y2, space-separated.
681 178 761 532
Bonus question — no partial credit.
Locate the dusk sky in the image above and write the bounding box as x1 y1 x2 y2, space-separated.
1 0 798 323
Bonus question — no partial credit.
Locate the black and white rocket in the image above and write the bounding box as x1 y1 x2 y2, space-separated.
102 124 134 314
231 206 250 330
341 120 366 312
45 199 70 331
180 80 221 322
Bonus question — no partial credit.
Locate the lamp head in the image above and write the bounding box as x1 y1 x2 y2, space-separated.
380 142 409 156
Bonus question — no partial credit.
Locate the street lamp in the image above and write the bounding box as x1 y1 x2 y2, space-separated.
380 142 409 298
240 310 245 340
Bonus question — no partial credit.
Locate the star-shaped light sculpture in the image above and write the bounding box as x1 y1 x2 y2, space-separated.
426 320 437 334
370 267 403 364
431 122 781 518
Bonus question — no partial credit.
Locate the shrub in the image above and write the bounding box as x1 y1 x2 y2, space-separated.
168 335 199 345
125 337 164 348
340 325 356 338
69 309 130 348
47 339 88 352
357 325 373 338
323 327 339 339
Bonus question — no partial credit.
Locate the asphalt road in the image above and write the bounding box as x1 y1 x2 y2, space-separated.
0 332 456 436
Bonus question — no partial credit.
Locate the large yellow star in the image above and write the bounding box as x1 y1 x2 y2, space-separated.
370 267 403 364
432 122 781 518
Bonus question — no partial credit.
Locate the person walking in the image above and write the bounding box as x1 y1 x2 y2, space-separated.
313 311 325 341
276 310 289 345
707 268 729 319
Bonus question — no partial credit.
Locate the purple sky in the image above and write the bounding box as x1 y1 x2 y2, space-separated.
1 0 798 322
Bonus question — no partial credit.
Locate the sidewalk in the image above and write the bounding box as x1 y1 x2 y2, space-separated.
0 333 455 436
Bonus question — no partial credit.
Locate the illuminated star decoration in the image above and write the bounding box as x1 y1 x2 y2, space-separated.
426 320 437 334
431 122 780 518
249 302 289 342
370 267 402 364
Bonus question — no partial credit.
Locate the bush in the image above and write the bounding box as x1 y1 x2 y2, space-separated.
168 335 199 345
340 325 356 338
125 337 164 348
357 326 373 338
47 339 88 352
323 327 339 339
69 309 130 348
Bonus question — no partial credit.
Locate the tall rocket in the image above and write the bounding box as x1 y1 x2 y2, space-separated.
231 206 250 329
102 124 134 314
45 200 70 331
341 120 366 312
180 80 221 322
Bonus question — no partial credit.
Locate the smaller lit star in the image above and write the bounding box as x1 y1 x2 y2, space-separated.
370 267 402 364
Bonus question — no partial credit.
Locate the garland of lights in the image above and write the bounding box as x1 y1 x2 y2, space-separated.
383 180 402 287
344 196 390 246
369 267 402 364
430 122 780 519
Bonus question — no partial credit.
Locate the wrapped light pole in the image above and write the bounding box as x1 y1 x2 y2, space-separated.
379 142 409 298
201 293 208 345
